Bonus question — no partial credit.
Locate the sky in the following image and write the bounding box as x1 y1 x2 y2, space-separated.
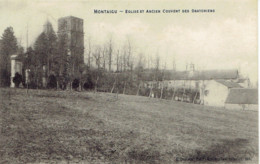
0 0 257 84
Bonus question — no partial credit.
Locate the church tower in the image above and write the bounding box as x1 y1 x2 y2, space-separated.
57 16 84 76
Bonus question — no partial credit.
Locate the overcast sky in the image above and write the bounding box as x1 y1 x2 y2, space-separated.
0 0 257 83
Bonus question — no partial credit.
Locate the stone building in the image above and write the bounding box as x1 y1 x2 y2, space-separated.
57 16 84 76
10 54 23 88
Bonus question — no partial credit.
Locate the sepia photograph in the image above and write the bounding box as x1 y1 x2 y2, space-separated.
0 0 258 163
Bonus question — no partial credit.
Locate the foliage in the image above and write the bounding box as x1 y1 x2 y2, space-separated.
83 77 94 90
34 32 48 66
0 27 18 86
56 29 69 86
72 78 80 89
47 75 57 89
13 72 23 87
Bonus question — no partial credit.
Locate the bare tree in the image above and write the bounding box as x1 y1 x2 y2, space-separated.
102 45 107 70
123 47 127 71
148 52 160 98
160 62 166 99
93 45 102 70
136 53 144 96
107 36 113 72
126 37 132 71
86 36 92 68
116 49 120 72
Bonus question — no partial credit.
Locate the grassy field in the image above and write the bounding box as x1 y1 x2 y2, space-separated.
0 88 258 163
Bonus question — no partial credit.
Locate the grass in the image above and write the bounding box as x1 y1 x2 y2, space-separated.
0 88 258 163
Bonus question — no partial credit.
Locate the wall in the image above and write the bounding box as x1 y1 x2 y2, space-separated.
10 55 22 88
225 104 258 111
202 80 229 107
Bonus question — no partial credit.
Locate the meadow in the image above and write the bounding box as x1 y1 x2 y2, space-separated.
0 88 258 163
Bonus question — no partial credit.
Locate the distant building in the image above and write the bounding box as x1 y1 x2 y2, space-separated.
58 16 84 76
142 69 252 107
202 79 242 107
225 88 258 111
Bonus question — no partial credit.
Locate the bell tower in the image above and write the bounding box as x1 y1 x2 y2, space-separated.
58 16 84 76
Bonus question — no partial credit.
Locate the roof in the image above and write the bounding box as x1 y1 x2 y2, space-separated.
236 78 248 83
58 16 83 21
10 54 23 61
225 88 258 104
172 69 239 80
215 80 242 88
141 69 239 81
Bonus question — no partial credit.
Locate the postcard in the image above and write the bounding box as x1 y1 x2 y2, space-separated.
0 0 258 163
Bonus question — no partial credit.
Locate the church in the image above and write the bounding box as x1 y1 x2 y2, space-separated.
10 16 84 88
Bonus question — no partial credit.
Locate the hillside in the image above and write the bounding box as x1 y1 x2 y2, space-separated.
0 88 258 163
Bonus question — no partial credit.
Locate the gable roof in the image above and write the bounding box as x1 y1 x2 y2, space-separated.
225 88 258 104
142 69 239 81
215 80 242 88
192 69 239 80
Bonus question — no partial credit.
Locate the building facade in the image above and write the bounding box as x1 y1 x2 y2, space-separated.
10 54 23 88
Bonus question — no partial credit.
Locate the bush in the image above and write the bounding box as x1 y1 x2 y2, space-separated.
72 78 80 89
13 72 22 87
47 75 57 89
83 78 94 90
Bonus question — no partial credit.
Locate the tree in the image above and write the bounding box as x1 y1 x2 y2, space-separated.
107 36 113 72
34 32 48 66
86 36 92 68
102 45 107 70
47 74 57 89
116 49 120 72
44 21 58 76
93 45 102 70
56 32 69 89
135 53 145 95
33 32 48 87
0 27 18 86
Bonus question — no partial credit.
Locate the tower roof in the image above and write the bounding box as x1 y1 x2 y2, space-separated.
43 20 54 34
58 15 83 21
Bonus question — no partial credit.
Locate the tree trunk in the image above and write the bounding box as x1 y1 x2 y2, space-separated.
123 81 126 94
160 83 164 99
111 81 116 93
149 87 153 98
182 88 185 102
136 83 141 96
95 76 99 93
36 78 39 90
193 91 198 104
172 88 175 101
